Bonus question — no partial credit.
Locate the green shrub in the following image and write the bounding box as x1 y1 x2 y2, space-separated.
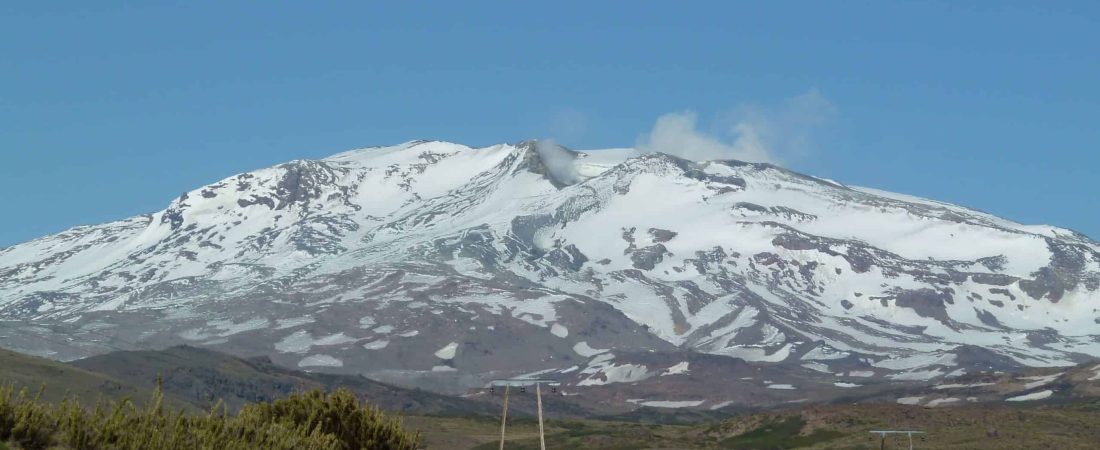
0 383 418 450
239 389 419 450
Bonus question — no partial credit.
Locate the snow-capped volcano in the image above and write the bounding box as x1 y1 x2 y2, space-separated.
2 140 1099 393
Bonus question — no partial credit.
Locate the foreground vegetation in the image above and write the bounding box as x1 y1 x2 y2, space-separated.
407 401 1100 449
0 383 419 450
7 346 1100 449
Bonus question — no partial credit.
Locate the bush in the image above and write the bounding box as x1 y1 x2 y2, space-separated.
239 389 419 450
718 416 844 449
0 383 418 450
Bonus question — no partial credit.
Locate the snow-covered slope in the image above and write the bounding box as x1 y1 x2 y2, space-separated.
2 140 1099 393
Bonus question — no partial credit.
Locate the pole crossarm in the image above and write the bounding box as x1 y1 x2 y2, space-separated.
869 430 926 450
489 378 561 387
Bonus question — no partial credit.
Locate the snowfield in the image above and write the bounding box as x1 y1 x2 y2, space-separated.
1006 390 1054 402
627 399 705 408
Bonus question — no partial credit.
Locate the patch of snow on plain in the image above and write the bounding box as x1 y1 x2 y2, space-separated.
313 333 358 346
178 328 210 341
362 339 389 350
431 365 458 372
888 368 944 381
874 353 956 371
801 346 848 360
573 341 608 357
897 396 924 405
275 331 356 354
206 318 270 337
927 397 960 407
275 317 314 329
663 361 690 376
514 367 559 380
588 353 615 366
767 384 796 390
275 330 315 354
1020 373 1062 389
833 382 862 388
802 362 832 373
722 343 793 362
298 354 343 368
627 399 705 408
934 382 994 390
578 363 651 386
1006 390 1053 402
550 323 569 338
710 400 735 410
434 342 459 359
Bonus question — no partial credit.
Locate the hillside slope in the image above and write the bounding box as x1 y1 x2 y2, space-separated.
0 347 151 405
69 345 499 415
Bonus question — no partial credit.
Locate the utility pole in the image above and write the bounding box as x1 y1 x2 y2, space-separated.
536 383 546 450
490 379 559 450
498 385 509 450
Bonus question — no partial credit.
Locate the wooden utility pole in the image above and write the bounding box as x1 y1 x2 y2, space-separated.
536 383 546 450
490 379 557 450
499 385 510 450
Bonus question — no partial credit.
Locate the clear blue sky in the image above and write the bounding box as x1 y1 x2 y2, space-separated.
2 1 1098 247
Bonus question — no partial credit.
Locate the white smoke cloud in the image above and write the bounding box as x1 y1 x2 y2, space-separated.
534 139 582 185
636 112 772 163
636 89 836 165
